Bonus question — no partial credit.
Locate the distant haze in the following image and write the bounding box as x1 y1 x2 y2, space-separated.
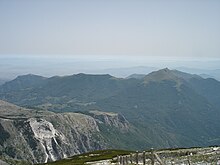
0 1 220 80
0 55 220 80
0 0 220 58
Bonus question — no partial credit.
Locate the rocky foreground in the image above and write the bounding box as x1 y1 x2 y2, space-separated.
40 147 220 165
0 100 129 164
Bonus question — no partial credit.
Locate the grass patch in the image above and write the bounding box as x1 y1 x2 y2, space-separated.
40 149 134 165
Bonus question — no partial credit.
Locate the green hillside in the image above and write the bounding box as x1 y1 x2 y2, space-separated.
1 69 220 149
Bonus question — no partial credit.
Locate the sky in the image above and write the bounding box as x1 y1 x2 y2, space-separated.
0 0 220 58
0 0 220 79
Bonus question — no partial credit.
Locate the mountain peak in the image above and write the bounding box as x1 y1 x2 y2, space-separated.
143 68 202 83
144 68 178 83
0 74 46 92
160 67 170 72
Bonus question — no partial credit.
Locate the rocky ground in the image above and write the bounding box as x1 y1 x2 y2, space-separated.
1 146 220 165
78 147 220 165
0 100 129 164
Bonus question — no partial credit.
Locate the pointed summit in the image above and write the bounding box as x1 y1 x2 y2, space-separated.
143 68 179 83
143 68 202 83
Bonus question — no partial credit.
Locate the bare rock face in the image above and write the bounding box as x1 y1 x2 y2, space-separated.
89 110 130 131
0 100 129 164
0 114 103 163
0 160 9 165
27 118 67 162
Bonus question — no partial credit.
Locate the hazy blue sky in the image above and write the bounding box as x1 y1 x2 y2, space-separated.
0 0 220 58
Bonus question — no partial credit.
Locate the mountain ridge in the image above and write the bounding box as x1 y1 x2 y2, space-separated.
0 68 220 159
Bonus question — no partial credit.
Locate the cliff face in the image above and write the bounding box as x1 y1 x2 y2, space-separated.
0 100 129 164
89 110 130 131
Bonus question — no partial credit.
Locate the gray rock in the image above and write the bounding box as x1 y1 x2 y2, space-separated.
0 160 9 165
0 100 129 164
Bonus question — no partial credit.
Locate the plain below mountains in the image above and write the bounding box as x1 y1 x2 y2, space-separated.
0 68 220 163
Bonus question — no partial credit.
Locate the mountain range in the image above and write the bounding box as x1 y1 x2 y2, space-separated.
0 68 220 163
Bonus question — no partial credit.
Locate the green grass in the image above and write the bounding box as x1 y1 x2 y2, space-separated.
41 149 134 165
